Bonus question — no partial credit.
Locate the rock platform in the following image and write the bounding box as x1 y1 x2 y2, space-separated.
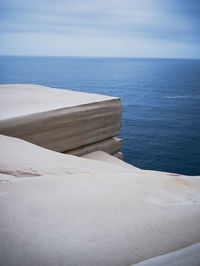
0 84 122 157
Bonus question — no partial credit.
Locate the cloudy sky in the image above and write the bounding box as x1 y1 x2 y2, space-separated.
0 0 199 58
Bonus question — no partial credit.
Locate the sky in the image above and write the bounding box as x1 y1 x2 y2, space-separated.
0 0 200 58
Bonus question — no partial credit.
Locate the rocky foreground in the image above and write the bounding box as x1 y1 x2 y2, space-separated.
0 134 200 265
0 85 200 265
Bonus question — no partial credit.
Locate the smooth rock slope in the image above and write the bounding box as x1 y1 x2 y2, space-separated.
0 135 200 266
132 243 200 266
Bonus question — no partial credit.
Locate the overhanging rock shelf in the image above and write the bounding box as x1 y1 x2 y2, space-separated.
0 84 122 158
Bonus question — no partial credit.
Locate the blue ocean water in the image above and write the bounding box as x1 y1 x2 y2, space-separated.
0 56 200 175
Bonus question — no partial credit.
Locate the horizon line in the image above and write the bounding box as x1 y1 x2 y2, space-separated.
0 55 200 60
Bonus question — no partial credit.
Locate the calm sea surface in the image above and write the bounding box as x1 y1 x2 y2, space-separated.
0 56 200 175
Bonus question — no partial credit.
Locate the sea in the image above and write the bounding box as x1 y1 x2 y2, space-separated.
0 56 200 176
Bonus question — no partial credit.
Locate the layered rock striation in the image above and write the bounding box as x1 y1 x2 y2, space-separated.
0 84 122 157
0 84 200 265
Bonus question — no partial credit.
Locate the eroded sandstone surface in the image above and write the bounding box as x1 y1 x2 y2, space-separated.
0 84 122 156
0 134 200 266
0 85 200 265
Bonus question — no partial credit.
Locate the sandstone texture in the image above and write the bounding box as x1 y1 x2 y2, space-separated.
1 84 200 266
0 84 122 155
132 243 200 266
65 137 122 156
0 134 200 266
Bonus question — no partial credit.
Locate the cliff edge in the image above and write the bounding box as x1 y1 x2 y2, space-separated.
0 84 122 157
0 84 200 266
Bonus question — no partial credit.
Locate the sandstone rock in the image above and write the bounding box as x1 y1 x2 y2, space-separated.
65 137 122 156
0 84 122 153
132 243 200 266
113 151 124 160
1 135 200 266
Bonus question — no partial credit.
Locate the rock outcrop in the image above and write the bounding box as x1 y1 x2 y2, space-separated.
1 84 200 266
0 134 200 266
0 84 122 157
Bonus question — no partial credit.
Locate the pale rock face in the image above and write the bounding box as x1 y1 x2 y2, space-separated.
0 84 122 154
1 85 200 265
0 135 200 266
113 151 124 160
0 84 118 120
82 150 129 168
64 137 122 156
0 135 130 177
132 243 200 266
